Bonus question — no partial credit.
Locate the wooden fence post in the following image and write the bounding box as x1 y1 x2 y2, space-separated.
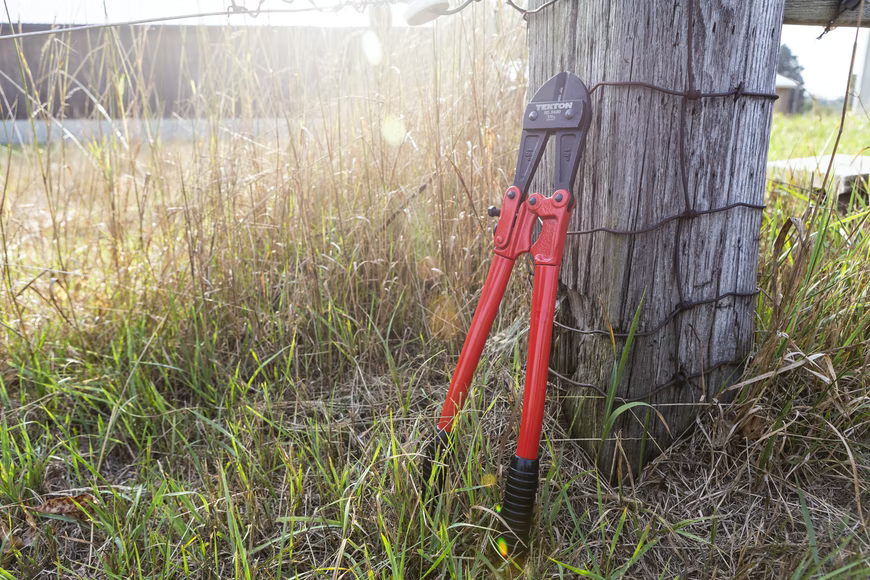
528 0 785 477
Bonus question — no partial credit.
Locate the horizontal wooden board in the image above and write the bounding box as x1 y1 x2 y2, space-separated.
784 0 870 27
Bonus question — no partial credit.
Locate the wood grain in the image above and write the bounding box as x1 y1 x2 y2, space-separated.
783 0 870 27
528 0 784 477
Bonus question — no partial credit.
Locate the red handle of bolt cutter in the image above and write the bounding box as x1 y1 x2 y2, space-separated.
437 254 515 432
516 263 560 459
497 193 572 557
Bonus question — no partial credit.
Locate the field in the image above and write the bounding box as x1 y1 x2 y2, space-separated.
1 12 870 579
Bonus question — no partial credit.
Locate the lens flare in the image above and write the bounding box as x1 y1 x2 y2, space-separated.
381 115 406 147
496 536 509 558
361 31 383 66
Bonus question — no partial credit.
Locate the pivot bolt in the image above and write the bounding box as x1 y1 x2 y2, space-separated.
528 197 537 206
528 111 538 121
564 109 575 120
507 190 516 200
554 193 563 202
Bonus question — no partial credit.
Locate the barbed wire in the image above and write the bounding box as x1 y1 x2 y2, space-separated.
505 0 561 19
0 0 561 42
275 0 563 18
277 0 402 12
0 6 342 41
228 0 268 17
0 1 403 41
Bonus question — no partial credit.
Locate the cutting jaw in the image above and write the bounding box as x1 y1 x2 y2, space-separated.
513 71 592 200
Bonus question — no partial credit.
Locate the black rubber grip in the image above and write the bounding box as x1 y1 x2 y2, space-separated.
498 455 539 555
421 430 450 495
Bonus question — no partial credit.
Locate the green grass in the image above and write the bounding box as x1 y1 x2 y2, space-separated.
768 111 869 160
1 9 870 579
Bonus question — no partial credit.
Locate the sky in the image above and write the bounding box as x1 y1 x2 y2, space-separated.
781 25 869 100
4 1 868 100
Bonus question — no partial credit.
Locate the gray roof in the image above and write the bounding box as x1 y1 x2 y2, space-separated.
776 74 800 89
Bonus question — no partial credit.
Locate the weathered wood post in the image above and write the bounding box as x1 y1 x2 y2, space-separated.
529 0 786 476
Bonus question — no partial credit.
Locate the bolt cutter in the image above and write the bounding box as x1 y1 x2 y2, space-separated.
422 71 592 557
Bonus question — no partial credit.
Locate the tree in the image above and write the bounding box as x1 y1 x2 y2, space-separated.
529 1 783 477
778 43 805 111
778 44 805 84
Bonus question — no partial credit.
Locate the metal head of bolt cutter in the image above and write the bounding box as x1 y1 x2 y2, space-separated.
422 71 592 559
493 72 591 265
513 71 592 200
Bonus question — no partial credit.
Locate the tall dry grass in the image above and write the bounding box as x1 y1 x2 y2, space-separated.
1 14 529 385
